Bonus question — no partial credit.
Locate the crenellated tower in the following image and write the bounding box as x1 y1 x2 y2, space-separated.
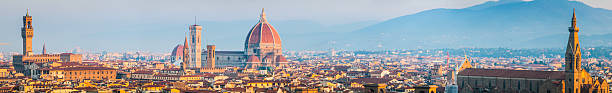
22 9 33 55
206 45 216 68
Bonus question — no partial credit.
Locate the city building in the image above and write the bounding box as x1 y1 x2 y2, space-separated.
11 10 82 78
456 10 609 93
40 66 117 81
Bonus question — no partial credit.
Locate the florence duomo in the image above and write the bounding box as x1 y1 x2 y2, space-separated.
0 0 611 92
170 8 288 73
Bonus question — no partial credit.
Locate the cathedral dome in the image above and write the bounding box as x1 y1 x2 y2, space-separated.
245 9 281 46
171 44 184 57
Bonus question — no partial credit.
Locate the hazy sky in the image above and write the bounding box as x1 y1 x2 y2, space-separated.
0 0 610 53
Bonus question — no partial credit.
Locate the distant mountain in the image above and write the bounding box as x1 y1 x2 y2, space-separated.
330 0 612 49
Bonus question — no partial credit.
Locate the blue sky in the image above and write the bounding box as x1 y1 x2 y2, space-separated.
0 0 610 53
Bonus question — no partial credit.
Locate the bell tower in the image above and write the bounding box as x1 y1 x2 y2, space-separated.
206 45 216 68
565 9 582 93
22 9 33 55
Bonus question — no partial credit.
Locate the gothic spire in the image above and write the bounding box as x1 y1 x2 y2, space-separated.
571 8 577 29
183 33 190 55
42 43 46 54
182 33 190 71
184 32 189 49
566 9 582 72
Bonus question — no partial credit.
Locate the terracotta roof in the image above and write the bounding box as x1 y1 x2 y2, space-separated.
162 68 182 71
181 75 205 77
154 74 181 77
245 80 290 83
351 78 392 84
132 71 154 74
58 62 81 67
223 88 246 92
51 67 115 71
458 68 565 80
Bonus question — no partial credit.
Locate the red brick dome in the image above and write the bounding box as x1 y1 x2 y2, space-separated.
171 44 184 57
245 9 281 45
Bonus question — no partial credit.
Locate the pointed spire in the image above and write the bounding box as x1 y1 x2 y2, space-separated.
572 8 576 28
566 9 582 72
260 8 267 22
182 32 190 70
570 8 579 32
26 8 29 16
184 32 189 49
42 43 46 54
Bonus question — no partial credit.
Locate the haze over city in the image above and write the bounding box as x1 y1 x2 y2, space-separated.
1 0 612 53
0 0 611 93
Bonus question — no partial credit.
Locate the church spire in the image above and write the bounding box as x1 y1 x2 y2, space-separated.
182 33 190 71
565 8 583 93
566 8 581 72
571 8 577 29
42 43 46 54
